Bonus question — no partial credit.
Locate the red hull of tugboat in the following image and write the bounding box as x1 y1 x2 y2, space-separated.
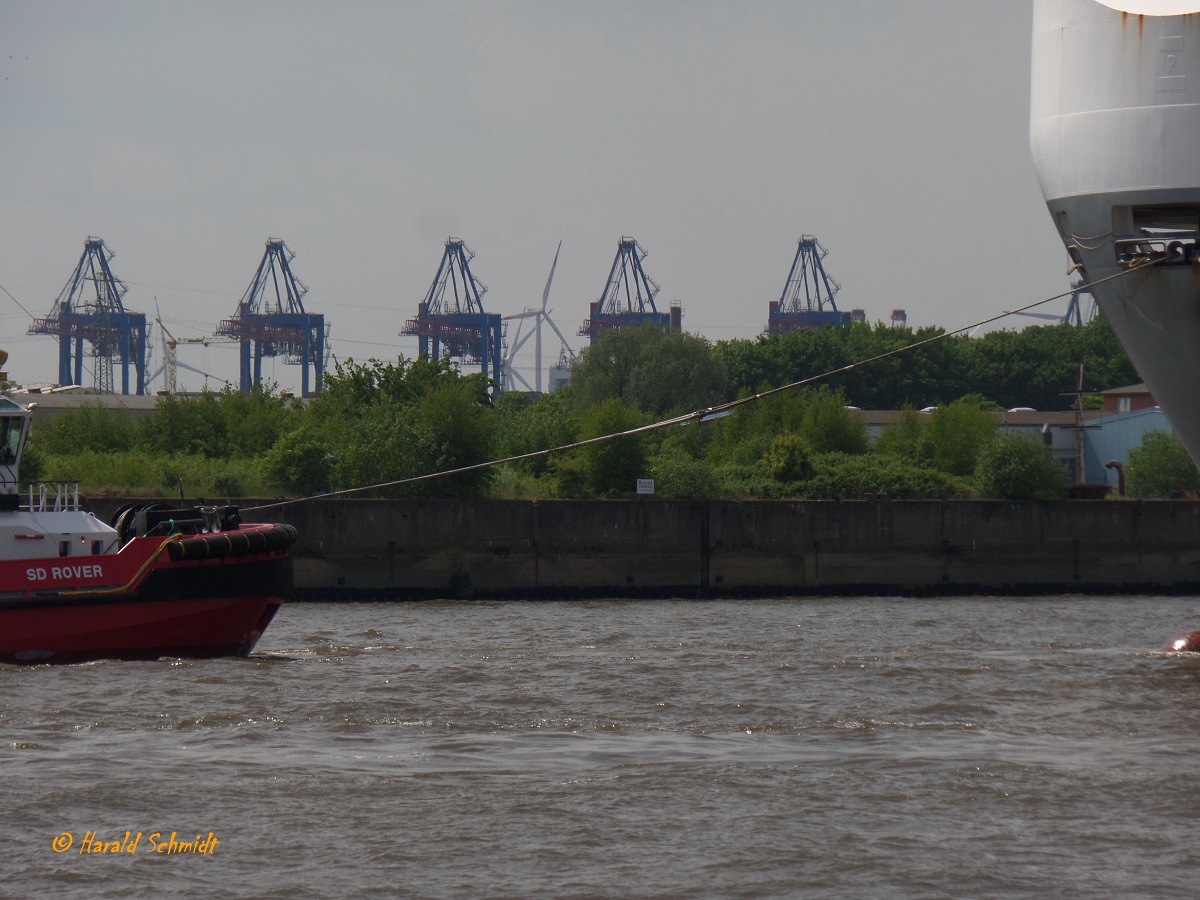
0 595 285 664
0 523 296 665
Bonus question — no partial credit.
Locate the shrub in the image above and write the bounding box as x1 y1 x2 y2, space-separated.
974 433 1066 500
577 399 648 497
799 391 869 455
263 428 334 495
798 452 973 500
1125 430 1200 498
36 451 271 498
488 464 553 500
651 448 721 499
875 408 926 458
923 401 996 476
758 432 813 482
30 403 136 455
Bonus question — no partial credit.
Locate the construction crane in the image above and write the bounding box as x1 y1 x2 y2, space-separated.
154 315 211 394
402 238 503 392
767 236 853 334
216 239 324 397
579 237 675 344
28 237 148 394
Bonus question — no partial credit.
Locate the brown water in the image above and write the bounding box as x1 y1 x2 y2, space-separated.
5 596 1200 898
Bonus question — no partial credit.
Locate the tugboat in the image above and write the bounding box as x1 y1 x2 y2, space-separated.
0 395 296 664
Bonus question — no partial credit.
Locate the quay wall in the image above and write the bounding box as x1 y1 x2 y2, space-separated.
84 498 1200 599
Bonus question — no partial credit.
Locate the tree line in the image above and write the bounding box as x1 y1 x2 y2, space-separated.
21 316 1196 501
572 315 1137 415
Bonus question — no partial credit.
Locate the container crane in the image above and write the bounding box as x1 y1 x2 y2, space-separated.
767 236 853 334
402 238 503 392
28 237 148 394
216 239 324 397
579 237 674 344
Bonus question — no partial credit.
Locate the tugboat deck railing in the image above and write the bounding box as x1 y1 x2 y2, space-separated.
20 482 83 513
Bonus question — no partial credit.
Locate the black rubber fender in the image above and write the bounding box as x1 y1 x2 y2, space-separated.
167 524 298 562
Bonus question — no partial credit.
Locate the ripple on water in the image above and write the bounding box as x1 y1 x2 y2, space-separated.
5 596 1200 898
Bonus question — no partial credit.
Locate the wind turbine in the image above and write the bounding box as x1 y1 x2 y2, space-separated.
503 240 575 392
1005 268 1096 327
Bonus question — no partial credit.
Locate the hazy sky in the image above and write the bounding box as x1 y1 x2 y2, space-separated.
0 1 1069 394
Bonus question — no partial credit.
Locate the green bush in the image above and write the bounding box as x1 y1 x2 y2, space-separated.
758 432 813 482
494 389 579 475
875 408 926 459
138 391 227 457
923 401 996 476
1125 430 1200 498
651 448 721 499
37 450 271 498
18 443 45 483
547 453 590 498
797 452 974 500
577 399 648 497
488 464 553 500
30 403 136 455
263 428 334 495
974 433 1066 500
303 356 496 499
571 324 728 415
800 392 869 455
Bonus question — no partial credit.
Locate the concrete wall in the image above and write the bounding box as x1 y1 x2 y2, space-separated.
190 498 1200 599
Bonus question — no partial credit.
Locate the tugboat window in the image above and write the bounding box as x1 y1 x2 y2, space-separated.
0 419 17 465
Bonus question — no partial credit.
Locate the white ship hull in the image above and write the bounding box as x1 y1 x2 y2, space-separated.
1031 0 1200 463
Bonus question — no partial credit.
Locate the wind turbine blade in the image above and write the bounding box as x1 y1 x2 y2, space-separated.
509 329 533 356
541 239 562 311
1005 310 1063 321
508 320 528 355
545 315 574 356
508 368 533 392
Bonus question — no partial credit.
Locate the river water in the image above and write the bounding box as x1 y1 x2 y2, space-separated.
4 596 1200 898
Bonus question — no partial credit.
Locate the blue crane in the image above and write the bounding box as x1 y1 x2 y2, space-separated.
768 235 853 334
579 237 672 343
402 238 502 392
28 237 147 394
216 239 324 397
